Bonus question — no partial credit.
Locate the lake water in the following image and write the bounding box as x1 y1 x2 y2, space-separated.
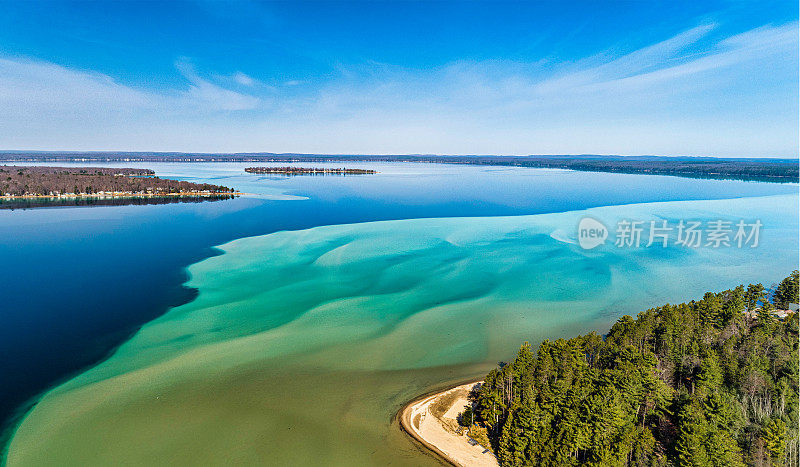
1 162 798 465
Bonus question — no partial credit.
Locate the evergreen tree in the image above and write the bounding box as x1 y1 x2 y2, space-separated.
745 284 766 312
761 418 786 466
774 270 799 309
465 272 799 466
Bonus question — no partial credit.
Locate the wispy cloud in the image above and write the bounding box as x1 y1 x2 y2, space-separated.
175 59 261 111
232 71 255 87
0 56 264 116
0 22 796 156
534 23 719 94
582 22 798 91
0 57 156 112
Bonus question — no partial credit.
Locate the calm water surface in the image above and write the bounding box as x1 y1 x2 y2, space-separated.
1 162 797 452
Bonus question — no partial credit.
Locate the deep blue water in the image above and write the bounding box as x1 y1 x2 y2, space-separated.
0 161 796 433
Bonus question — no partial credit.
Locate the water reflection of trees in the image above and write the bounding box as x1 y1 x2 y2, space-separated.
0 194 235 210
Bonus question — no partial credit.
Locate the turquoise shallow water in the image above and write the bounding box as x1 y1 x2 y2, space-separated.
6 193 798 466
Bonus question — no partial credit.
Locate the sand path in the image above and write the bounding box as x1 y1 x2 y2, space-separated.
399 381 498 467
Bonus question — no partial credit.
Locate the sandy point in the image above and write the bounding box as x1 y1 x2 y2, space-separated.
399 380 498 467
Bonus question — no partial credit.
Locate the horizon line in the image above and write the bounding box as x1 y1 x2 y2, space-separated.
0 150 797 162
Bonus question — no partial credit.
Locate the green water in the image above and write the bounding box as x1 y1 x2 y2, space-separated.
6 194 798 466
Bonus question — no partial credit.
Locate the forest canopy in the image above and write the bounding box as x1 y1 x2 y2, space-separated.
465 271 799 466
0 166 236 196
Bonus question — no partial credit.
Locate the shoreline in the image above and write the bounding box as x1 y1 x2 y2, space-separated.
398 379 498 467
245 166 377 175
0 191 241 200
3 156 796 184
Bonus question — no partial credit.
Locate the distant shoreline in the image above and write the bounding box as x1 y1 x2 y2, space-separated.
245 166 377 175
0 191 241 200
3 153 797 183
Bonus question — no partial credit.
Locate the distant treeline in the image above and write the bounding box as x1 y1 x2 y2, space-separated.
464 271 799 466
245 166 376 175
486 157 798 183
1 152 797 183
0 166 236 197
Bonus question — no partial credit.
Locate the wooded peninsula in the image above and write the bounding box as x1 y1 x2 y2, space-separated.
456 271 799 466
244 166 377 175
0 166 235 209
0 166 237 198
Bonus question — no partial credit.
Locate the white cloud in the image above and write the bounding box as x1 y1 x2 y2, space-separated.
175 60 261 111
0 22 796 156
233 72 255 86
534 23 718 94
0 57 156 112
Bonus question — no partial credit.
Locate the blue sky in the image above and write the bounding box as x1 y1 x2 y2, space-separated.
0 1 797 157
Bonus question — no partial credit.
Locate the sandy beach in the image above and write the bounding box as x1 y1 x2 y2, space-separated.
399 381 498 467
